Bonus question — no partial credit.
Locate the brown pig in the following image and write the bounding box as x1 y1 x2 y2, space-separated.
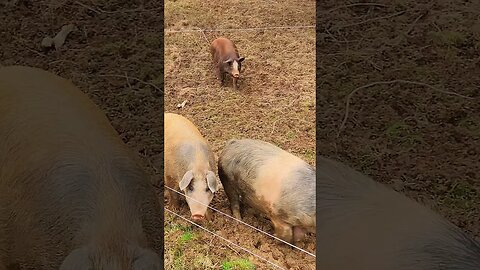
0 66 162 270
210 37 245 90
164 113 219 222
218 139 315 244
316 156 480 270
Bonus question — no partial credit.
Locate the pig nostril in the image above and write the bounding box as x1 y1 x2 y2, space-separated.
191 214 204 221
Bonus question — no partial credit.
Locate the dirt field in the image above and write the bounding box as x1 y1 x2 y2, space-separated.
318 0 480 243
164 0 315 269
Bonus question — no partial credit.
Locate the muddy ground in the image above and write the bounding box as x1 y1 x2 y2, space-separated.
318 0 479 242
164 0 315 269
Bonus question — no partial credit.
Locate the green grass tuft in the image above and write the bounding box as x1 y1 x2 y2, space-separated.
222 258 256 270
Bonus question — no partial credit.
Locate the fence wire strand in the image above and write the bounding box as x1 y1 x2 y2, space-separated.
165 25 316 33
165 208 287 270
164 185 316 258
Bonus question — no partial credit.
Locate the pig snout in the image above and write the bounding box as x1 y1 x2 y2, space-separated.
232 72 240 78
184 193 211 222
191 214 205 221
187 202 209 222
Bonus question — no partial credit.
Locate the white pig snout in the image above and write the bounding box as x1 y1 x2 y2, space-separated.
191 214 205 221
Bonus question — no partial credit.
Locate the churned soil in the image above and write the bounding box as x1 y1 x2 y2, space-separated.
318 0 480 241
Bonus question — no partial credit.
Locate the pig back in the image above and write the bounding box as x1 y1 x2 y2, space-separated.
164 113 215 178
316 156 480 270
219 139 315 225
210 37 239 63
0 66 162 267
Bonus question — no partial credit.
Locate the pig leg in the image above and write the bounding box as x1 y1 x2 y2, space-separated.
215 67 223 85
218 168 241 219
232 77 238 90
220 72 226 87
168 189 182 209
165 179 182 209
293 226 306 243
271 218 294 244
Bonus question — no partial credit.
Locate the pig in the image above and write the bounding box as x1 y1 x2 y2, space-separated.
316 156 480 270
164 113 219 222
217 138 315 244
210 37 245 90
0 66 163 270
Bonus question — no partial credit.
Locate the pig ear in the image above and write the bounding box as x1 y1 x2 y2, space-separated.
59 246 91 270
206 171 218 193
238 57 245 62
179 170 194 191
132 247 162 270
224 58 233 64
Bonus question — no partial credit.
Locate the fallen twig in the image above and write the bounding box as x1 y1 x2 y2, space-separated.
405 10 429 35
99 74 163 93
326 3 388 13
332 11 406 30
74 1 161 14
337 79 474 136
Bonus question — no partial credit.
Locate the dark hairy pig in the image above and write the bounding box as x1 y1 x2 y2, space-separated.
0 66 163 270
218 139 315 245
210 37 245 90
316 156 480 270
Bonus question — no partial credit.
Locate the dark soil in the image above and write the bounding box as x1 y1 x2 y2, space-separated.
318 0 480 239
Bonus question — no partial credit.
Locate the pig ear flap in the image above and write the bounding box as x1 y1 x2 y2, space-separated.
238 57 245 63
132 247 162 270
206 171 218 193
179 170 194 191
59 246 91 270
224 58 233 64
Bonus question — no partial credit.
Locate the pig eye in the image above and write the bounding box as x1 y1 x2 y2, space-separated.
187 184 194 192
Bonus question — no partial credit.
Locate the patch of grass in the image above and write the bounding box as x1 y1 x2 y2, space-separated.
166 223 192 233
179 231 196 242
193 255 215 269
458 117 480 137
385 121 408 138
144 32 162 48
429 31 466 47
286 130 296 140
441 182 479 210
303 149 315 162
385 121 423 148
222 259 256 270
172 247 185 270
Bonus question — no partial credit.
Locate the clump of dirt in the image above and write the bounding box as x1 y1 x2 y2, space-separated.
318 0 479 239
164 0 316 269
